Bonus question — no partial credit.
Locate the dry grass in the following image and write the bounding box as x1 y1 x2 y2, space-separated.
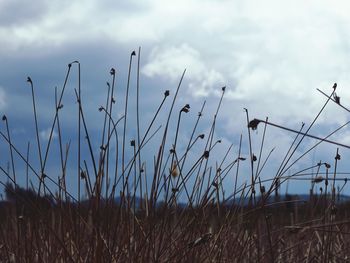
1 49 350 262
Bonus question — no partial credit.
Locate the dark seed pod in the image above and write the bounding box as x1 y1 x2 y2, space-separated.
248 119 261 130
252 155 257 162
312 176 323 183
181 106 189 113
335 153 341 160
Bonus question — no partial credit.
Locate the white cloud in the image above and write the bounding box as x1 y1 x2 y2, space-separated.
3 0 350 195
0 87 7 110
39 128 57 141
142 44 225 97
2 0 350 123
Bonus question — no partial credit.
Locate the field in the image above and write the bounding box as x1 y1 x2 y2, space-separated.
1 51 350 262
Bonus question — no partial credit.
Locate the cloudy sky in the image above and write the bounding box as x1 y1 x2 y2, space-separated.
2 0 350 200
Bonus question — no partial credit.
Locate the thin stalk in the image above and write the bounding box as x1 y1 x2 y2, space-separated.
26 142 30 190
0 131 77 201
55 87 66 200
152 70 186 207
136 47 143 208
165 105 190 203
244 108 256 204
233 134 243 204
27 77 44 194
122 51 136 197
42 63 73 174
251 119 350 150
105 68 116 200
277 120 350 178
255 117 268 177
2 116 20 257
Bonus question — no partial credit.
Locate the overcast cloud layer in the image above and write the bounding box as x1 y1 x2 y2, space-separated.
2 0 350 197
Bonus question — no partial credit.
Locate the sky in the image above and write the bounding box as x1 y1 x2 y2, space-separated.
2 0 350 200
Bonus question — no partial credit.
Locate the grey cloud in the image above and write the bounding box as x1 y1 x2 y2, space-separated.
94 0 151 14
0 0 49 27
2 0 350 197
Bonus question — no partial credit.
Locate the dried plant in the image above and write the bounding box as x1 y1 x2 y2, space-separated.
1 51 350 262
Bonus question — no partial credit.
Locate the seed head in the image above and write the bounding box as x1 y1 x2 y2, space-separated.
181 107 189 113
170 161 178 178
333 92 340 104
252 154 257 162
312 176 323 183
248 119 261 130
335 153 341 160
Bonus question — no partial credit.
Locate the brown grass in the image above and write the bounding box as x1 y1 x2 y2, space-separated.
1 50 350 262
